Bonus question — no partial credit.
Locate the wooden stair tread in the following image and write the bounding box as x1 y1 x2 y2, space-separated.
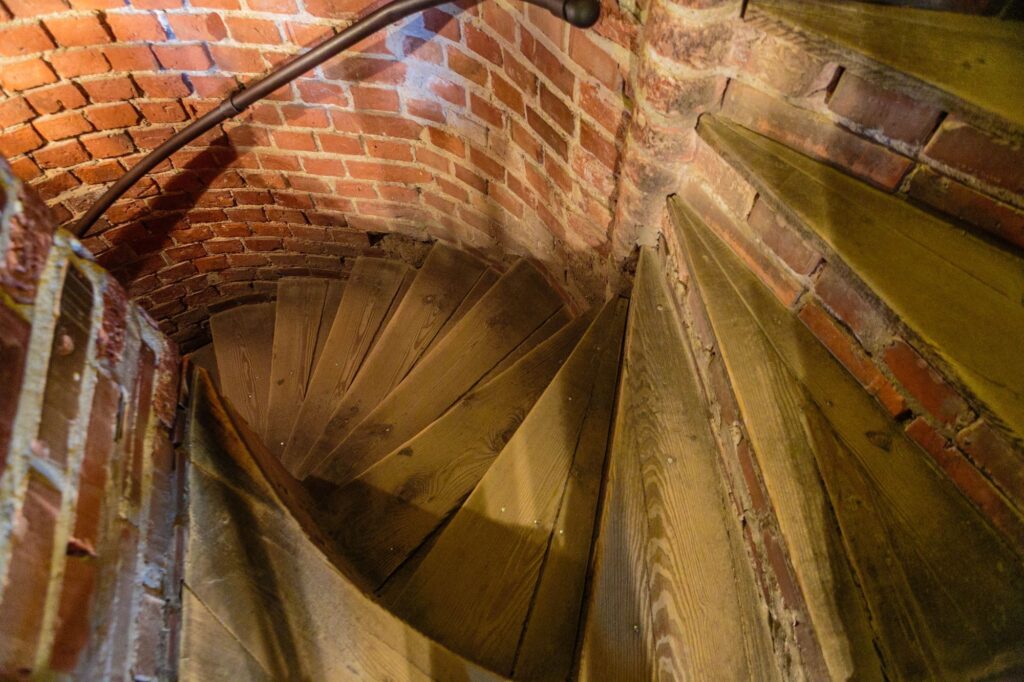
421 266 499 359
281 257 411 477
308 259 566 489
320 310 592 590
264 278 337 458
751 0 1024 126
188 343 220 391
672 199 883 681
180 586 274 682
382 297 627 675
183 373 504 682
578 247 777 680
477 307 572 387
700 114 1024 439
307 244 490 464
211 301 276 435
677 196 1024 679
311 279 345 372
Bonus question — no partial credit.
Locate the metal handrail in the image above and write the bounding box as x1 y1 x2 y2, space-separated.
71 0 600 237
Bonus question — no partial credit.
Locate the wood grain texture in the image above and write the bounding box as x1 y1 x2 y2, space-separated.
421 267 499 359
681 198 1024 679
514 298 627 682
311 279 344 371
322 311 591 589
673 199 883 681
184 373 505 682
188 344 220 391
701 114 1024 439
309 245 489 459
281 258 410 477
477 307 572 387
309 259 565 488
211 301 276 435
581 248 778 681
265 278 332 458
383 298 626 675
180 586 273 682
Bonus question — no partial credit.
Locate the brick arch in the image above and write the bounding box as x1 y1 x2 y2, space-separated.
0 0 639 346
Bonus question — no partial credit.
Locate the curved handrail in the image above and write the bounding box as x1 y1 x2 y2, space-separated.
71 0 600 237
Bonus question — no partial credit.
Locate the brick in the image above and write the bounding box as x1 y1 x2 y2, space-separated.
0 58 58 90
350 86 399 112
0 98 35 129
526 3 566 49
34 139 89 169
470 146 503 180
104 45 158 70
957 419 1024 506
428 127 465 157
35 111 93 140
447 46 487 86
482 2 516 44
167 13 228 41
346 160 431 184
84 102 140 130
0 307 30 475
569 31 621 91
281 105 330 128
106 13 166 42
883 339 972 427
81 132 134 158
470 94 503 128
422 7 459 40
923 116 1024 198
304 0 362 18
722 81 913 191
138 101 188 123
4 0 70 16
154 44 213 71
728 30 837 99
828 71 941 148
8 156 42 181
528 106 568 160
318 132 362 155
466 24 502 66
81 76 137 102
579 120 616 169
133 74 191 99
226 16 281 44
746 199 822 277
580 81 623 134
907 167 1024 250
429 77 466 107
74 159 124 183
511 119 542 162
540 83 573 134
44 14 112 46
367 139 413 161
403 36 442 64
0 23 56 57
323 56 406 84
693 139 756 219
248 0 297 11
50 48 111 78
491 73 524 116
798 301 908 417
25 83 87 115
522 32 574 95
812 266 889 349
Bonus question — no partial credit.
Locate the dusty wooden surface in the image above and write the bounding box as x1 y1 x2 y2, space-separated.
700 114 1024 440
211 301 276 435
674 199 883 681
310 245 488 457
753 0 1024 126
282 257 410 477
323 311 590 589
310 259 565 489
384 298 626 675
679 195 1024 679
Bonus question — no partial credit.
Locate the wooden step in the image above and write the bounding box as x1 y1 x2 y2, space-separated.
751 0 1024 126
211 302 276 435
306 245 490 464
675 196 1024 679
311 280 344 376
578 247 777 681
188 343 220 391
477 306 572 386
307 259 567 489
183 371 504 681
264 278 341 458
382 297 627 676
420 266 499 359
281 257 411 477
700 114 1024 440
321 309 593 590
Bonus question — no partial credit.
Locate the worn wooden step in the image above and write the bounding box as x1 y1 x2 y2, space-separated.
578 247 778 681
307 259 567 489
321 309 592 590
700 114 1024 440
311 280 344 369
264 278 342 459
211 302 276 435
188 343 220 391
751 0 1024 126
281 257 411 477
676 196 1024 679
477 307 572 387
383 297 627 676
183 372 504 681
420 266 499 359
305 245 490 467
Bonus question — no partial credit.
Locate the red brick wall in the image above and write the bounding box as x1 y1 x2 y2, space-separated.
0 0 639 348
0 159 182 679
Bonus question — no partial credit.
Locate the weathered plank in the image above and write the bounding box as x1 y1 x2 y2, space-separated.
383 298 626 675
309 259 565 488
211 302 276 435
307 245 489 462
753 0 1024 127
311 279 344 372
188 343 220 391
420 266 499 359
580 248 778 681
673 198 884 681
477 307 572 387
281 257 410 477
322 311 592 589
514 299 627 681
679 195 1024 679
184 373 504 682
264 278 332 458
179 586 273 682
700 114 1024 439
